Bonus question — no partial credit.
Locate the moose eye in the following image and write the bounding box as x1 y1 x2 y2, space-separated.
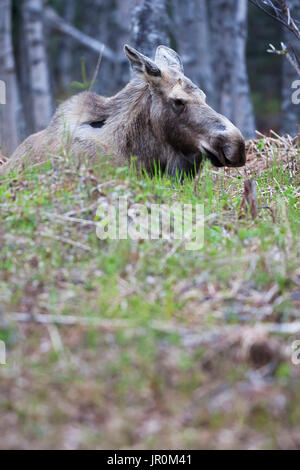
172 99 185 110
89 120 106 129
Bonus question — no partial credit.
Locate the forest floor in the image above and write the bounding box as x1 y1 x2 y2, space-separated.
0 136 300 450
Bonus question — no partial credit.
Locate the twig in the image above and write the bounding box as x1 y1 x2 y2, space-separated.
44 7 119 62
65 202 100 218
249 0 300 40
41 231 92 252
268 42 300 76
47 324 64 353
6 313 181 335
44 212 98 227
250 0 300 77
6 312 300 338
8 313 129 328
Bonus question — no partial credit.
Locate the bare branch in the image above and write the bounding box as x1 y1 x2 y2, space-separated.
250 0 300 76
268 41 300 75
44 7 119 63
6 312 300 337
249 0 300 40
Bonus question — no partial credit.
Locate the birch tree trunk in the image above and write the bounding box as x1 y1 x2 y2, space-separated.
281 0 300 136
131 0 170 59
173 0 213 105
209 0 255 139
233 0 256 139
209 0 234 119
0 0 21 154
22 0 52 133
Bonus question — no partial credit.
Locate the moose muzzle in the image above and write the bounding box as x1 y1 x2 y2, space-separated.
198 109 246 168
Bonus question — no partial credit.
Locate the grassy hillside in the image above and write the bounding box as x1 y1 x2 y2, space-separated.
0 137 300 449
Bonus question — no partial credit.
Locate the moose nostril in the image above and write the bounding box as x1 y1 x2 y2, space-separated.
237 140 246 162
207 132 246 168
222 143 232 160
239 140 246 156
222 139 246 167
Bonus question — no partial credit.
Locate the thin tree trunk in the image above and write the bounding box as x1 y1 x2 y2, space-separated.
0 0 21 154
57 0 76 91
194 0 213 102
173 0 213 105
209 0 255 139
233 0 256 139
78 0 118 96
115 0 131 90
115 0 131 52
209 0 234 120
281 0 300 136
22 0 53 133
131 0 170 59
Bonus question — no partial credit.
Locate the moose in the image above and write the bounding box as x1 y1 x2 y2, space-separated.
0 45 246 178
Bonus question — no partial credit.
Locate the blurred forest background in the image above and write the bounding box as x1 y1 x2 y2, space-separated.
0 0 300 156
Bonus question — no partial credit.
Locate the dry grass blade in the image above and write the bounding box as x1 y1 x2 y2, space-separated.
41 231 92 252
245 133 300 177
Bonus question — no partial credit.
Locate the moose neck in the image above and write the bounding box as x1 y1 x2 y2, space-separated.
106 79 169 174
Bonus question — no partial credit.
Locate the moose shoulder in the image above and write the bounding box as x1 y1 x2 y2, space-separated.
1 45 246 177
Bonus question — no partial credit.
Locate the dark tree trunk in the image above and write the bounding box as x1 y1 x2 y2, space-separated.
79 0 119 96
57 0 76 91
131 0 170 59
114 0 131 90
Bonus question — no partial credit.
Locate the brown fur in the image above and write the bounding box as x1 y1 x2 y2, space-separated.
0 45 246 178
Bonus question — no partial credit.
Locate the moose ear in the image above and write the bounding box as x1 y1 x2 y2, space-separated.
124 45 161 78
155 45 184 73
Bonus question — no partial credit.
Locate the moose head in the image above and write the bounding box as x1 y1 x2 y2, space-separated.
121 44 246 175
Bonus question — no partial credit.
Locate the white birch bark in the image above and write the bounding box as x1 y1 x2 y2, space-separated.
173 0 213 105
233 0 256 139
22 0 53 132
209 0 256 139
0 0 21 154
131 0 170 59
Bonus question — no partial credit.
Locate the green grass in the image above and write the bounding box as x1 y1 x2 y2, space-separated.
0 144 300 449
